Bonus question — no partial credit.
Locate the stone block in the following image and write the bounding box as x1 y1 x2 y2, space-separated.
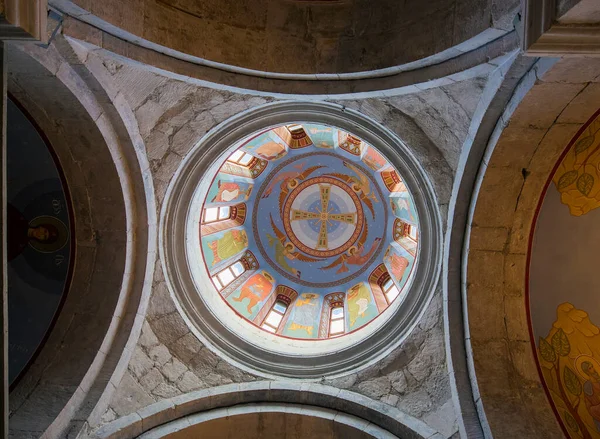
137 399 176 431
148 344 172 366
541 57 600 84
94 413 142 439
110 373 155 417
509 83 584 129
139 320 160 350
129 347 153 379
151 312 190 345
503 253 527 297
170 332 203 363
489 124 547 169
147 282 177 321
162 358 188 382
140 368 165 392
177 371 206 393
469 226 509 252
472 166 524 228
357 377 392 400
172 388 214 418
559 83 600 124
152 382 180 399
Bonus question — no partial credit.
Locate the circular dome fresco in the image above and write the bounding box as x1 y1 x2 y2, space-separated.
199 124 419 340
162 102 441 378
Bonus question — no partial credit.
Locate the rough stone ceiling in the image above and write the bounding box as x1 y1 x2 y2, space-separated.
62 0 519 74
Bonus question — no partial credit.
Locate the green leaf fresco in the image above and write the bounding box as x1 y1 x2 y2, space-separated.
564 411 579 433
577 173 594 196
574 135 595 154
539 337 557 363
552 328 571 357
564 366 582 396
557 170 578 190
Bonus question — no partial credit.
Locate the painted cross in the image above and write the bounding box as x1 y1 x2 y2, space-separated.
291 184 356 250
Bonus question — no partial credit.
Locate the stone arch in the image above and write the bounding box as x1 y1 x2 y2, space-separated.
7 37 156 437
92 382 440 439
463 57 600 437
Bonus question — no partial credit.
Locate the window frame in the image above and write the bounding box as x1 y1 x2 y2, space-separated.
212 260 246 291
381 275 401 304
328 303 345 337
261 299 289 333
227 150 255 167
202 206 232 224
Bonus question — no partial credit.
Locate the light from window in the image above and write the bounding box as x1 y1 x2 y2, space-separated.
408 225 418 241
228 149 254 166
383 277 400 303
203 206 231 224
212 261 246 290
329 306 345 336
229 150 244 162
261 300 288 333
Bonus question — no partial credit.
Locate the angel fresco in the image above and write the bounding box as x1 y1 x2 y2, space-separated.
327 161 378 218
320 224 382 274
261 162 324 199
276 165 325 214
266 214 320 278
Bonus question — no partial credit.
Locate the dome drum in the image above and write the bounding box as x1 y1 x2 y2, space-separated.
161 101 442 378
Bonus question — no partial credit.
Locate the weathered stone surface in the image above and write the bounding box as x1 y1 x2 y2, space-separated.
139 368 165 392
162 358 188 382
357 377 392 400
148 345 172 367
110 373 155 417
129 347 153 379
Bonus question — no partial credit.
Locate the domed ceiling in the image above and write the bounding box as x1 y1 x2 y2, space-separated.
199 123 419 340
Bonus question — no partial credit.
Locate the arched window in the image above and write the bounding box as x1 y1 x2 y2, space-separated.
212 260 245 291
202 205 231 224
407 224 418 241
228 149 254 166
381 275 400 304
261 300 288 333
329 305 345 337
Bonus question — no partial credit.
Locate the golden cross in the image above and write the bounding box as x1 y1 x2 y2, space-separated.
291 184 356 250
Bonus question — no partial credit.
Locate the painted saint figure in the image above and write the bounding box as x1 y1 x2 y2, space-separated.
347 283 372 328
8 203 68 261
386 251 409 282
581 359 600 431
288 293 319 336
207 229 248 266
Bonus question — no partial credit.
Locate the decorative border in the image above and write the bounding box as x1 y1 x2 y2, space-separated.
160 101 442 378
283 175 363 257
251 151 387 288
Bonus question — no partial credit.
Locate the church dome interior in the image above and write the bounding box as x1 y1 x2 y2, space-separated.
197 122 419 341
3 0 600 438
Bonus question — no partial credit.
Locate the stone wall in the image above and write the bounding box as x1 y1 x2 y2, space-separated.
52 0 518 75
466 57 600 438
